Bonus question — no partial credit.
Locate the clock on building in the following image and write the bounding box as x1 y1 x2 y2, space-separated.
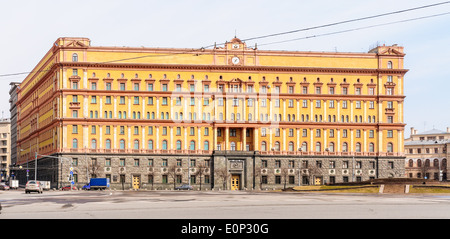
231 56 240 65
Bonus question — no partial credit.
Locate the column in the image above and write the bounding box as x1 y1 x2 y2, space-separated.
253 128 259 151
213 126 217 150
242 127 247 151
225 127 229 150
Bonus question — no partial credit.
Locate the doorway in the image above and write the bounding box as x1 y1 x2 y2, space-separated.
314 176 322 185
231 174 240 190
132 175 140 189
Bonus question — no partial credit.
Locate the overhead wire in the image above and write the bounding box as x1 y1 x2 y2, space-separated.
241 1 450 42
0 1 449 79
257 11 450 47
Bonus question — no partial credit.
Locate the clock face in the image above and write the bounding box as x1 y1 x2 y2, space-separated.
232 57 240 65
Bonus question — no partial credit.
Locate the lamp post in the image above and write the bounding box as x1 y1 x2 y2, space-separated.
34 152 37 181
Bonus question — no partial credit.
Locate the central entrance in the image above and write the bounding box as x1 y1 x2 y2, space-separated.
231 174 240 190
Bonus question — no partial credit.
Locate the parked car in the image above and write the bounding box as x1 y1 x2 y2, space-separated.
61 185 77 191
175 184 193 190
0 183 10 190
25 180 43 194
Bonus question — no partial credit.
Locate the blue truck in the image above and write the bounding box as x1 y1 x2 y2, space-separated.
82 178 110 190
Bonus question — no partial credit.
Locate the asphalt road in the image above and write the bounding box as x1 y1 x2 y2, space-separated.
1 189 450 219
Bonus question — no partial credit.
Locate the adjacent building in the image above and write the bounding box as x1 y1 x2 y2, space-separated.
14 37 407 189
404 127 449 180
0 118 11 182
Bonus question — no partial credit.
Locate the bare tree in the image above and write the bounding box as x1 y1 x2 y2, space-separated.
420 159 431 180
167 164 178 190
280 168 289 190
307 160 323 185
88 160 101 179
196 162 208 190
215 167 230 190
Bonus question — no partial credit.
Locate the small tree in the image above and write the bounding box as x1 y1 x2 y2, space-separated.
88 160 101 179
167 164 178 190
215 167 230 190
280 168 289 190
196 162 208 190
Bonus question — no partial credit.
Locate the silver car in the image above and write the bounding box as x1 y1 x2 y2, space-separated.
25 180 43 194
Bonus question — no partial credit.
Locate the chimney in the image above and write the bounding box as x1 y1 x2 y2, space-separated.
411 127 415 135
447 127 450 133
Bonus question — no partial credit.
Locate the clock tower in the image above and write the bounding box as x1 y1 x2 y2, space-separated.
213 37 258 66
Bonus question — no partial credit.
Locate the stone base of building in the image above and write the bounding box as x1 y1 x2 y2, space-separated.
13 151 405 190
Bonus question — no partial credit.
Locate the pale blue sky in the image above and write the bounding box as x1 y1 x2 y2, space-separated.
1 0 449 137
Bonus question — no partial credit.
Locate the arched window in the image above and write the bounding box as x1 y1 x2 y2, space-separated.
408 159 414 167
204 141 209 150
315 142 321 152
425 159 430 167
105 139 111 149
288 142 294 151
176 140 182 150
148 140 153 150
72 139 78 149
162 140 168 150
91 139 97 149
134 140 139 150
369 143 374 152
190 140 195 150
261 141 267 151
355 143 361 152
274 141 280 151
120 139 125 149
329 142 335 152
417 159 422 167
387 61 393 69
387 143 393 153
342 142 348 152
433 159 439 167
72 53 78 62
301 142 308 152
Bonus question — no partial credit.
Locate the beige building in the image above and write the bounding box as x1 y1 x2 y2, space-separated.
0 118 11 182
405 127 449 180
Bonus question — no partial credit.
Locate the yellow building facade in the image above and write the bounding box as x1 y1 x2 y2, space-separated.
15 37 407 189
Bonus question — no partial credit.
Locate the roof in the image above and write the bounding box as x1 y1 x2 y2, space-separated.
416 129 448 135
405 139 450 146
